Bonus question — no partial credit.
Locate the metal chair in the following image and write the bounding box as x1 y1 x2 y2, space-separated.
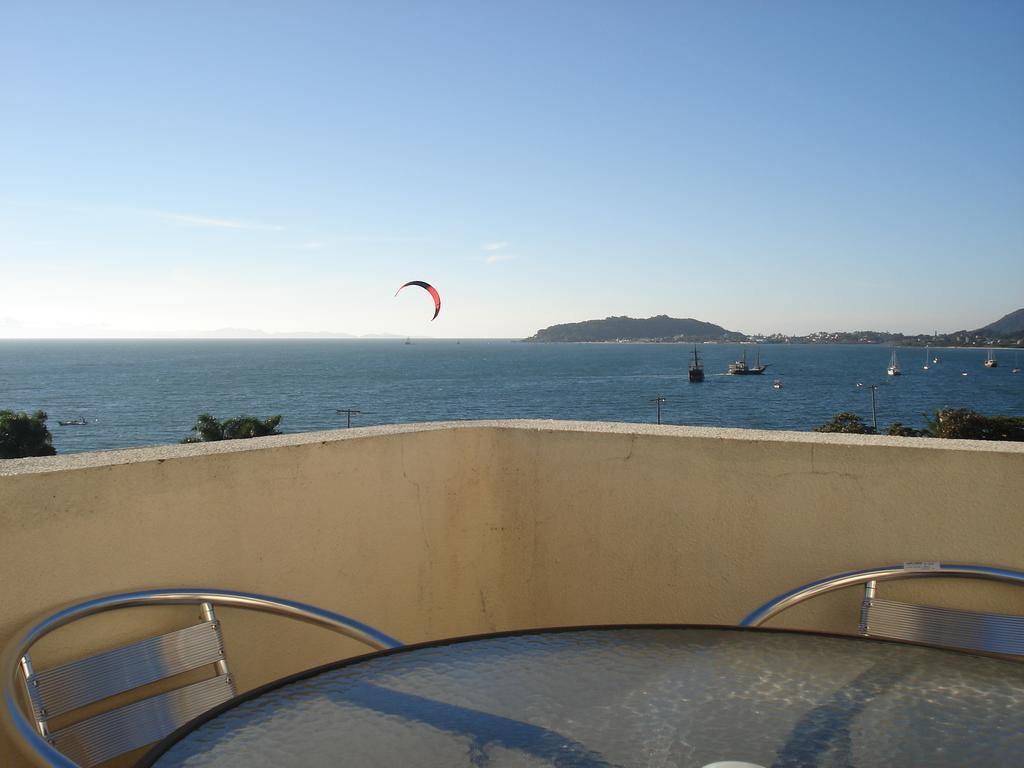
740 563 1024 655
1 589 402 768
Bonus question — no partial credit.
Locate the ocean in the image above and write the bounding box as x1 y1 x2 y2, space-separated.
1 340 1022 454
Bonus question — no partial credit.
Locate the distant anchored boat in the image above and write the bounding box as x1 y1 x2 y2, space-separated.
727 348 767 375
688 346 704 383
772 379 783 389
984 349 997 368
58 417 88 426
887 346 901 376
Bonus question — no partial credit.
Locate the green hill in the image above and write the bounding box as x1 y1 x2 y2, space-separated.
972 308 1024 338
526 315 742 342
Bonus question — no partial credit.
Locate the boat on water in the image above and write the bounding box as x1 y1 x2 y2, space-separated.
727 348 767 375
772 379 783 389
58 417 88 426
1013 353 1020 374
887 346 901 376
404 337 412 345
688 346 704 383
933 354 941 364
923 345 929 370
984 349 997 368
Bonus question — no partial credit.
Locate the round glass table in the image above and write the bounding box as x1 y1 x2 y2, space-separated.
138 626 1024 768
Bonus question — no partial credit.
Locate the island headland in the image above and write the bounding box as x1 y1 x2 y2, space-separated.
525 308 1024 346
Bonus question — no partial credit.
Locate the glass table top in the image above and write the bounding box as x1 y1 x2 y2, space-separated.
140 626 1024 768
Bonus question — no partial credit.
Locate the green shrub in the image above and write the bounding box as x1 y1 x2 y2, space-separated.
0 410 57 459
182 413 283 443
814 412 877 434
887 422 927 437
926 409 1024 441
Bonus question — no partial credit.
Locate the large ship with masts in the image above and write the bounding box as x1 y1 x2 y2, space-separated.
727 348 767 375
688 346 704 382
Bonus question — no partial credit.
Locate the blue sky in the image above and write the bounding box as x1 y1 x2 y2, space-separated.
1 1 1022 338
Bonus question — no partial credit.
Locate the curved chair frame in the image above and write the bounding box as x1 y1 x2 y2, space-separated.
1 588 403 768
740 562 1024 626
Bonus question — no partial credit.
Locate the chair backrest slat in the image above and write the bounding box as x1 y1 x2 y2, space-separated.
49 674 235 768
861 597 1024 656
26 618 226 721
3 588 402 767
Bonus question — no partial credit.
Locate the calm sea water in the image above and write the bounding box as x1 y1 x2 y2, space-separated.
1 340 1022 454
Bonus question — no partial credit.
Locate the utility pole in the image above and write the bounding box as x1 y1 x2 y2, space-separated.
650 396 667 425
335 408 364 428
867 385 878 432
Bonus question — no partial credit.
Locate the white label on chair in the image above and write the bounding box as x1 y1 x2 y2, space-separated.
903 561 941 571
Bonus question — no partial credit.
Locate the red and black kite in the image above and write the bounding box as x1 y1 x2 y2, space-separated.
395 280 441 321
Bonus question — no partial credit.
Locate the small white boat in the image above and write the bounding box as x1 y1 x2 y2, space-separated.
887 346 901 376
772 379 783 389
923 345 929 370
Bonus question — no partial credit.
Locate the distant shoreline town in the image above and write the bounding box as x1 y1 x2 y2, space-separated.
525 308 1024 347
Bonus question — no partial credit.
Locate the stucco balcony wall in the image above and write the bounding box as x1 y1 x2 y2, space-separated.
2 420 1023 766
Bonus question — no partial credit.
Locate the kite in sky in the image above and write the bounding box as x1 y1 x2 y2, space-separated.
395 280 441 321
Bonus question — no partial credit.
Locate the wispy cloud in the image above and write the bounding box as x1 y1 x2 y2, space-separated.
482 240 516 264
336 234 429 243
1 199 285 233
485 252 517 265
148 210 285 231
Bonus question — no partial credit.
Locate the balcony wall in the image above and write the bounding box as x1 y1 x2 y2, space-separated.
2 421 1023 765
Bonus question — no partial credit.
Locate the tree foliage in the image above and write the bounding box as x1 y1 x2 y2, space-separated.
182 413 283 443
814 412 877 434
815 408 1024 442
0 410 57 459
887 422 926 437
925 408 1024 442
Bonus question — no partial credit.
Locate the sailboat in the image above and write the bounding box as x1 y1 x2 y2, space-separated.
984 349 997 368
887 346 901 376
727 348 768 375
923 345 930 370
1013 353 1020 374
688 346 704 383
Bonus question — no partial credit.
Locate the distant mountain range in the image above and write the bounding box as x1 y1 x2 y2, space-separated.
525 315 743 342
189 328 404 339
